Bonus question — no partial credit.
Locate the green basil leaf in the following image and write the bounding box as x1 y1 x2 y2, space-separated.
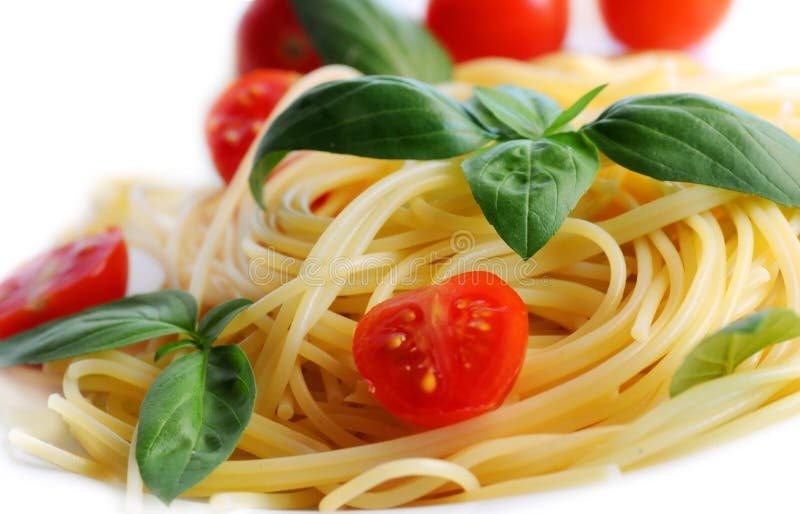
154 340 199 363
197 298 253 343
463 96 520 141
544 84 607 136
0 290 198 367
136 345 256 504
462 132 600 260
291 0 452 83
583 93 800 207
670 309 800 397
471 85 563 140
250 75 491 207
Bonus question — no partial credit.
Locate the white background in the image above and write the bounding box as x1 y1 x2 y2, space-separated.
0 1 799 513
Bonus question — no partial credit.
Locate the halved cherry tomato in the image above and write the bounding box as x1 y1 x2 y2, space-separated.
600 0 732 50
426 0 568 63
236 0 322 75
205 69 298 183
0 228 128 339
353 271 529 428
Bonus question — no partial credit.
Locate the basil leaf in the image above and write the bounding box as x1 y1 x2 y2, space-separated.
0 290 198 367
197 298 253 343
136 345 256 503
471 85 563 140
154 340 198 363
583 93 800 207
250 75 491 207
463 96 519 141
544 84 607 136
291 0 452 83
670 309 800 397
462 132 600 260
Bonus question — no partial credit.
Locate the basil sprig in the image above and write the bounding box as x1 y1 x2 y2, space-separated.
0 291 255 504
137 344 255 503
670 309 800 397
290 0 452 83
249 76 800 260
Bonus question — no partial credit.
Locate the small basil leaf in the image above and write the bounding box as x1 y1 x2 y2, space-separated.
463 96 519 141
462 132 600 260
583 93 800 207
544 84 607 136
136 345 256 504
0 290 198 367
670 309 800 397
154 340 199 363
250 76 491 207
291 0 452 83
472 85 563 140
197 298 253 343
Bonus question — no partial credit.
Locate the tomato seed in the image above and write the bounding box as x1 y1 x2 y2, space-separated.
420 371 437 393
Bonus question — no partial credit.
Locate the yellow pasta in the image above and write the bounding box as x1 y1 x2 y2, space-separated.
9 52 800 510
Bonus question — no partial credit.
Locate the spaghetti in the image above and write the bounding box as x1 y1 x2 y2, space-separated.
8 52 800 510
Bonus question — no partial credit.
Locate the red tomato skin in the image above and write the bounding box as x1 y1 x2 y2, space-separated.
426 0 568 63
600 0 732 50
353 271 529 428
236 0 322 75
0 229 128 339
205 69 298 183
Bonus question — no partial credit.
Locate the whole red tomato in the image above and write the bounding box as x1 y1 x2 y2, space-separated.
205 69 298 183
600 0 732 50
236 0 321 75
426 0 569 63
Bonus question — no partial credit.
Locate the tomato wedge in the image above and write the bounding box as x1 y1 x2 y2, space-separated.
0 228 128 339
353 271 529 428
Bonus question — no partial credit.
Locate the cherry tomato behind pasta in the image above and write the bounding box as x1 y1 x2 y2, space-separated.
0 229 128 339
599 0 732 50
426 0 568 63
205 69 298 183
236 0 321 75
353 271 529 428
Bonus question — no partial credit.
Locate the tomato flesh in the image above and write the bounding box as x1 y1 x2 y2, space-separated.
353 271 529 428
236 0 322 75
600 0 732 50
426 0 568 63
0 228 128 339
205 69 298 183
